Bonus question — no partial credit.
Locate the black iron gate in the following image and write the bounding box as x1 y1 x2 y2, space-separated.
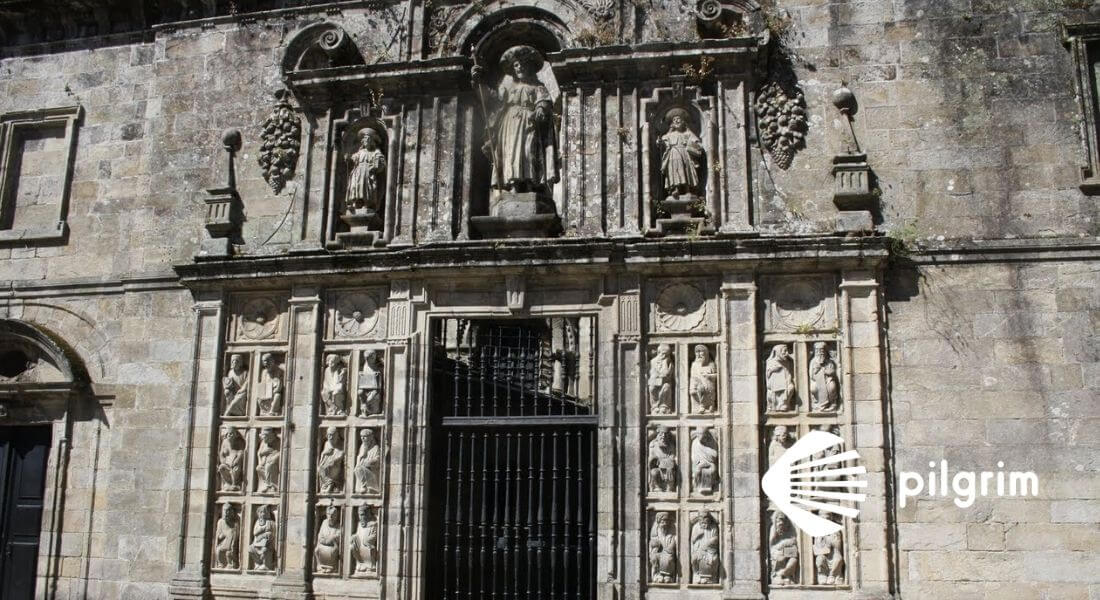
427 318 597 600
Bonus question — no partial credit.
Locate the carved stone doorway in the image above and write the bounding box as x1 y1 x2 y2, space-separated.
425 318 597 600
0 425 50 600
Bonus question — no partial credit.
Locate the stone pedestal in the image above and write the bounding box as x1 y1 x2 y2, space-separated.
832 153 875 234
198 186 241 258
334 210 384 248
654 193 713 236
469 191 560 238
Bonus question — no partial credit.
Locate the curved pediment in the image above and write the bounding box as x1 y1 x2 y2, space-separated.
0 319 87 394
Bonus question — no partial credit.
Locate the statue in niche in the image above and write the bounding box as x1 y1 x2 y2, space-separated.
809 342 840 412
769 511 799 585
344 128 386 220
250 505 276 571
658 107 704 201
355 428 382 494
648 511 679 583
217 427 245 492
647 344 674 414
648 426 679 493
214 504 240 570
321 354 348 416
768 426 794 467
358 349 384 416
350 504 379 575
256 428 281 493
256 353 283 416
314 504 342 574
765 344 796 412
813 425 843 483
689 344 717 413
814 514 846 585
690 511 720 584
222 354 249 417
318 427 345 494
691 427 719 495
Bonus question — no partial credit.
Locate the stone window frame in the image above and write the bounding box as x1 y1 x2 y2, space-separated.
0 105 82 243
1065 23 1100 194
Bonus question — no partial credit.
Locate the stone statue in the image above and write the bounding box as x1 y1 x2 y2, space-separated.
350 504 378 575
250 505 276 571
647 344 674 414
765 344 796 412
813 426 843 483
358 349 384 417
691 427 719 495
689 344 717 413
768 426 794 467
814 515 846 585
214 503 240 570
690 511 720 584
345 127 386 218
355 428 381 494
321 354 348 416
217 427 245 492
318 426 345 494
648 426 678 493
314 504 342 574
769 511 799 585
256 353 283 416
648 511 678 583
256 427 281 493
809 342 840 412
474 45 559 195
222 353 249 416
658 107 704 200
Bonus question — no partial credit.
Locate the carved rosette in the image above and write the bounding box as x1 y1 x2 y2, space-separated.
240 299 280 340
426 5 464 55
258 90 302 194
655 283 707 332
335 294 380 338
578 0 616 20
754 80 807 170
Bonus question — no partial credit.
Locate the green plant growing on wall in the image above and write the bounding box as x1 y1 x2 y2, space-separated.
886 219 920 259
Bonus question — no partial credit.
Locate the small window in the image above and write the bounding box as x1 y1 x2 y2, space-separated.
1065 24 1100 194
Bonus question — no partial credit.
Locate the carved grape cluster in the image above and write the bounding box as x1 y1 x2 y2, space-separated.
258 91 302 194
754 81 807 170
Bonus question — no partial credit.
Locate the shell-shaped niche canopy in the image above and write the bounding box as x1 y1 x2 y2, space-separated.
282 22 367 76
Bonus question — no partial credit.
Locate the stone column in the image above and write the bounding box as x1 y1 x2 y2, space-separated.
722 272 764 599
168 293 225 600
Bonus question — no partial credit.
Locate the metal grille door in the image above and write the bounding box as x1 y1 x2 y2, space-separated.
427 318 597 600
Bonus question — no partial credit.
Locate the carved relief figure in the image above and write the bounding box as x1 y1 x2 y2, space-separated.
322 354 348 416
358 349 384 416
809 342 840 412
658 108 704 199
355 428 382 494
769 511 799 585
256 353 284 416
222 354 249 416
765 344 796 412
814 426 843 483
217 427 245 492
814 515 846 585
475 45 559 194
256 428 281 493
649 511 679 583
350 504 379 575
768 426 795 467
689 344 717 413
648 426 679 493
691 427 719 495
318 427 346 494
345 128 386 218
250 505 276 571
314 504 342 574
647 344 675 414
214 504 240 570
690 511 720 584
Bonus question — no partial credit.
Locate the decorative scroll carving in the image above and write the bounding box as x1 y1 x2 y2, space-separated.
250 505 277 571
809 342 840 413
647 344 675 414
689 344 717 414
768 425 795 467
691 427 719 496
314 504 342 574
357 350 384 417
217 427 246 492
240 299 280 340
813 514 846 585
222 354 249 417
255 428 281 493
256 353 284 416
690 511 720 584
426 5 463 55
214 503 240 570
655 283 707 332
350 504 379 576
765 344 796 412
754 79 806 170
768 511 799 585
335 293 380 338
318 427 346 495
649 511 679 583
258 90 301 194
321 354 349 416
354 428 382 495
648 426 679 493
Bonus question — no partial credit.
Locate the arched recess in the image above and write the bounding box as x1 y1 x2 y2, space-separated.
0 319 88 394
439 1 579 61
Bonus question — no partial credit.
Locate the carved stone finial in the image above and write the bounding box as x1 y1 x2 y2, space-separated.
199 129 244 258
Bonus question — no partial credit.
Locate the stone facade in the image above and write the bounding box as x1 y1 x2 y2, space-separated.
0 1 1095 599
